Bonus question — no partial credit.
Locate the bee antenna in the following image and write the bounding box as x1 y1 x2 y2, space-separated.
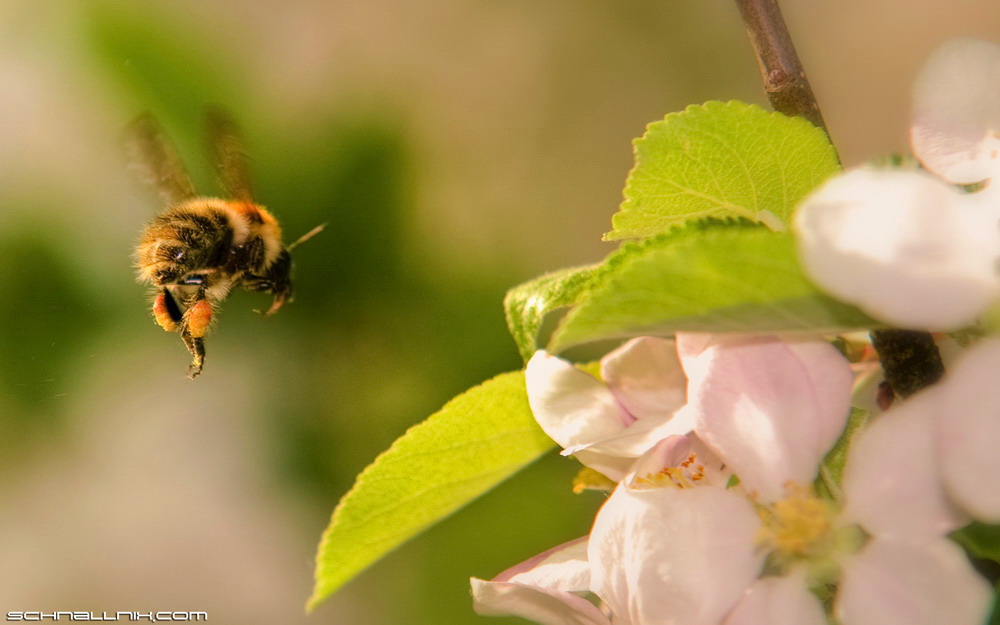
287 223 327 251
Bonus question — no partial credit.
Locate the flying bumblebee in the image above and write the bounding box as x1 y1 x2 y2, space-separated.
128 110 322 379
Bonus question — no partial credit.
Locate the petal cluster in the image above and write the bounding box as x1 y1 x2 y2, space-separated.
525 337 691 481
795 38 1000 329
473 333 996 625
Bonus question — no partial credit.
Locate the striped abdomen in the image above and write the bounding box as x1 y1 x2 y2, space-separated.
136 199 240 285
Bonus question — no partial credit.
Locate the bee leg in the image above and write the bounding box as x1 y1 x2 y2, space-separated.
180 290 214 379
263 286 291 315
181 332 206 379
242 249 292 315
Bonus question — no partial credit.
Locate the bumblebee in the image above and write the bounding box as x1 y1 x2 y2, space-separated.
129 110 319 378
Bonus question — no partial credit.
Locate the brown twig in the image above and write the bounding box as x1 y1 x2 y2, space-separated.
734 0 828 133
733 0 944 401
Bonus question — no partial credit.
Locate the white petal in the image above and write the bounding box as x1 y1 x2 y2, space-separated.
723 572 826 625
601 337 687 420
569 450 635 483
937 338 1000 521
471 578 611 625
473 538 608 625
625 435 692 489
526 351 632 449
795 168 1000 330
589 485 763 625
841 386 966 539
911 38 1000 184
785 338 857 450
837 537 992 625
500 537 592 591
681 335 852 502
563 405 696 459
625 433 729 491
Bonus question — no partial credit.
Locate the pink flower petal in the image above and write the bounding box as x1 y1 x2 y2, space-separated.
625 435 693 490
723 572 826 625
680 335 852 502
841 386 966 539
562 405 696 459
568 450 635 483
795 168 1000 330
471 578 611 625
785 339 856 450
496 537 592 591
473 538 609 625
526 351 632 449
911 38 1000 184
938 338 1000 522
837 537 992 625
601 337 687 421
625 433 729 491
589 484 763 625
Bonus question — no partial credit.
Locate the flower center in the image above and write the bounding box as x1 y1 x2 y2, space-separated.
633 452 706 490
756 483 836 566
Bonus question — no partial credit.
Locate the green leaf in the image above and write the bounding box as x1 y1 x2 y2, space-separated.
550 221 877 352
952 522 1000 563
990 585 1000 625
816 407 870 502
308 371 554 611
504 265 596 361
607 101 840 240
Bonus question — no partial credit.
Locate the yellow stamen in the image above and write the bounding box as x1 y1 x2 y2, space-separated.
634 454 705 490
756 483 835 562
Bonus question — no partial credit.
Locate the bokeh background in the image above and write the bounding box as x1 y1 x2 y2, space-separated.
0 1 997 623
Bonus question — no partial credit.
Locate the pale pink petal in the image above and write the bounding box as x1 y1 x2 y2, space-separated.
526 351 632 449
682 335 852 502
843 386 967 539
562 396 696 482
589 485 763 625
723 572 826 625
911 38 1000 184
785 339 855 450
497 537 591 591
675 332 714 365
684 433 731 488
625 433 729 491
569 450 635 483
837 537 992 625
938 338 1000 521
841 385 966 539
601 337 687 420
795 168 1000 330
563 405 696 459
471 578 611 625
625 435 693 490
473 537 609 625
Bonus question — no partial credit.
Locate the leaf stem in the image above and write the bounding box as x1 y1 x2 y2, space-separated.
733 0 945 400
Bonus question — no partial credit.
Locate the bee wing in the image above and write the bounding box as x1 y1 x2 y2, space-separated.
205 107 254 202
125 114 197 207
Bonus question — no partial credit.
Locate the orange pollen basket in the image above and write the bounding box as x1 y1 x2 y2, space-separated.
152 293 177 332
187 300 213 338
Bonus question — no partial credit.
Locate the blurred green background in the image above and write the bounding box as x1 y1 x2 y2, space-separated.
0 1 997 623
